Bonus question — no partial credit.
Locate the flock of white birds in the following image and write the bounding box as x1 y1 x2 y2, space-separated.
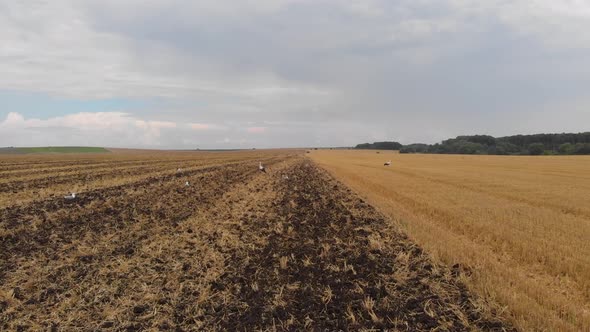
63 159 393 200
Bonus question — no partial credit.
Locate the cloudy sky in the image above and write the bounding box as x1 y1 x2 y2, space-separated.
1 0 589 149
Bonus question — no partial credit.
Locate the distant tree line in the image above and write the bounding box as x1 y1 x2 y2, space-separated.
355 141 403 150
356 132 590 155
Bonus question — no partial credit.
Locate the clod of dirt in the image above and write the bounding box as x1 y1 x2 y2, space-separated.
132 305 150 315
100 321 114 328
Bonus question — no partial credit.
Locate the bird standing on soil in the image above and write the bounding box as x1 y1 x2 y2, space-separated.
64 192 76 200
384 160 391 166
185 181 190 187
259 162 266 173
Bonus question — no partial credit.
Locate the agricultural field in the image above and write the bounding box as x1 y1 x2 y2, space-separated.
310 150 590 331
0 147 110 154
0 150 513 331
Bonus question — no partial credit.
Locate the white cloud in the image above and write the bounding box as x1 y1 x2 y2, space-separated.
190 123 211 130
0 0 328 102
1 112 26 127
134 120 177 142
0 112 178 147
189 123 227 131
246 127 267 134
448 0 590 47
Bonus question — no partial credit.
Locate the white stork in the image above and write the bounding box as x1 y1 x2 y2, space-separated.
185 181 190 187
384 160 391 166
259 162 266 173
64 192 77 200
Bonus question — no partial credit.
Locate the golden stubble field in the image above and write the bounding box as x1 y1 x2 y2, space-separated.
310 150 590 331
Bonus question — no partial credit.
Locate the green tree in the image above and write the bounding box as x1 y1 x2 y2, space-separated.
573 143 590 154
558 143 574 155
457 142 484 154
495 141 520 155
528 143 545 155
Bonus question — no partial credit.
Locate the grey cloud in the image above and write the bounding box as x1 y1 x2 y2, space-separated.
1 0 589 148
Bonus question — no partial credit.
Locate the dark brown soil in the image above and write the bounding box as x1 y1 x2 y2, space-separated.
208 161 512 331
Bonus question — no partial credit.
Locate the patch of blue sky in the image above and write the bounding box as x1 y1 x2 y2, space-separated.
0 90 145 119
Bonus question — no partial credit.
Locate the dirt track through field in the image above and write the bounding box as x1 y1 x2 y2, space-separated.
0 154 511 331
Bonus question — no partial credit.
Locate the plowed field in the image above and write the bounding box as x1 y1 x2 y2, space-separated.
0 150 511 331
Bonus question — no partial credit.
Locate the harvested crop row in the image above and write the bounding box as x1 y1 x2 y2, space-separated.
0 155 282 226
0 152 277 182
0 154 286 207
0 151 200 170
0 157 126 171
0 153 272 188
0 150 271 172
0 157 197 180
0 160 198 189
